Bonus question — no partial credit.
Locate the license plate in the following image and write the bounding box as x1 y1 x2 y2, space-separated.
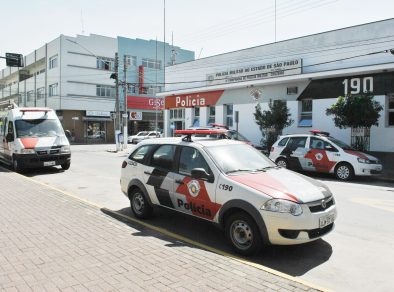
319 213 335 228
44 161 56 166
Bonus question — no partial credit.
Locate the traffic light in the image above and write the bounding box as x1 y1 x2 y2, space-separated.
6 53 24 67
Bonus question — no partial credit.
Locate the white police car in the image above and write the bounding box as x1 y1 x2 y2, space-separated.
269 130 383 181
120 129 337 255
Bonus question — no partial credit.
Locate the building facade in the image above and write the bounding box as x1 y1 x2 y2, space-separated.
0 34 194 143
159 19 394 173
117 37 194 134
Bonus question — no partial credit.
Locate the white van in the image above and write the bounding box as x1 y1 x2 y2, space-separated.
0 106 71 172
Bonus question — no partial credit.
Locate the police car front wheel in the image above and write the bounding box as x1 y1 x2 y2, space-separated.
129 188 153 219
225 212 262 256
335 163 354 181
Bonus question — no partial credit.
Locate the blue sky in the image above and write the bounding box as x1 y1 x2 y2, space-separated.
1 0 394 66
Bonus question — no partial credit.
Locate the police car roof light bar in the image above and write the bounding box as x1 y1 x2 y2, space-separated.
310 130 330 137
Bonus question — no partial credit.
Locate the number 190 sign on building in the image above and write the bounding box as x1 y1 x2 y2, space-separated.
298 72 394 100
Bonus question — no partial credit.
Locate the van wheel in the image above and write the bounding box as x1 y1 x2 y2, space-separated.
335 163 354 181
129 188 153 219
61 162 71 170
225 212 262 256
276 157 288 169
13 156 23 173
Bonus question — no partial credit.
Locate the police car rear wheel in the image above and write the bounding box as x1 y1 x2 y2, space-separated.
335 163 354 181
130 188 153 219
276 157 288 169
225 212 262 256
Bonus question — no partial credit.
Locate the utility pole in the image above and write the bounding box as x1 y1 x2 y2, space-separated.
123 55 128 149
155 37 158 132
114 52 121 151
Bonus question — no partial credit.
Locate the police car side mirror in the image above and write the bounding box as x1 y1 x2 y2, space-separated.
6 133 14 142
191 168 214 183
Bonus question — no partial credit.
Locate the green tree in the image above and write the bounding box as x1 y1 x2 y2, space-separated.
326 92 383 128
254 100 294 151
326 92 383 151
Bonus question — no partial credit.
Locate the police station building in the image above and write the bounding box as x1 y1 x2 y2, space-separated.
159 19 394 171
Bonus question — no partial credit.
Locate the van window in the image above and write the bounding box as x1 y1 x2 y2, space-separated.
8 121 14 134
0 118 6 136
15 119 64 138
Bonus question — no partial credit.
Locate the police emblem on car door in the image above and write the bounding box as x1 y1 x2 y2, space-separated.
173 146 221 220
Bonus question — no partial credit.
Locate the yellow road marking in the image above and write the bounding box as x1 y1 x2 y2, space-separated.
11 169 330 292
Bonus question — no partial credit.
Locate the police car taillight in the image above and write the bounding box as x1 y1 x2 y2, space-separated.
121 161 127 168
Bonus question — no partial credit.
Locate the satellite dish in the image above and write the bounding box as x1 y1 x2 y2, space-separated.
250 88 262 101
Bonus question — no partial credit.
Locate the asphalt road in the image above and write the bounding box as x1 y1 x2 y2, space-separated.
19 144 394 292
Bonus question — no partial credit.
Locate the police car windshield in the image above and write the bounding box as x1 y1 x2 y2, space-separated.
327 137 354 150
206 144 276 174
15 119 64 138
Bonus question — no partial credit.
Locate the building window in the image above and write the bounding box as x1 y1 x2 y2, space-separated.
127 84 136 94
388 95 394 126
96 85 115 97
147 86 162 95
26 90 34 102
96 57 114 71
287 86 298 95
299 99 312 127
142 58 161 70
170 108 184 119
207 106 215 125
49 55 58 69
37 87 45 99
193 107 200 127
49 83 58 97
125 55 137 67
225 104 233 127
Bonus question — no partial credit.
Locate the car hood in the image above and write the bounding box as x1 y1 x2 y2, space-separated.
228 168 332 203
344 150 379 161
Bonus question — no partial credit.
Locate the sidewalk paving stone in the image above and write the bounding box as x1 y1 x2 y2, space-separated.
0 169 320 291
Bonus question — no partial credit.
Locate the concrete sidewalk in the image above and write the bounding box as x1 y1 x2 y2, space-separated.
0 169 321 292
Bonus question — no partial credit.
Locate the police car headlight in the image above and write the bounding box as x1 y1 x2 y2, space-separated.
60 145 71 153
261 199 303 216
20 148 35 154
357 158 370 164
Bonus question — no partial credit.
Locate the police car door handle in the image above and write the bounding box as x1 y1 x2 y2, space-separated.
144 171 152 175
175 179 184 185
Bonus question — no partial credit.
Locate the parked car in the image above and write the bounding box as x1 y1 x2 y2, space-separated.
131 131 161 144
120 129 337 255
128 131 148 144
269 130 383 181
